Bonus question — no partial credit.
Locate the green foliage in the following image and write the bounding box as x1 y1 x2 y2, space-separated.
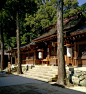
63 0 81 19
81 3 86 18
1 0 86 49
25 0 57 39
10 37 17 48
0 0 37 49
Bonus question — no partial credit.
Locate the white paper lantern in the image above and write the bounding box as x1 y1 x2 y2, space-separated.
67 47 72 57
47 48 49 52
38 52 42 59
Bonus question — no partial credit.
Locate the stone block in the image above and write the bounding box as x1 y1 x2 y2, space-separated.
82 71 86 75
84 75 86 79
79 75 85 81
72 76 79 85
11 67 17 72
73 72 82 77
80 79 86 86
74 67 86 72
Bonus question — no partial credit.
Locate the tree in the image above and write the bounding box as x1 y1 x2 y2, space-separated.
63 0 81 19
81 3 86 11
57 0 66 85
16 11 22 74
0 7 16 69
25 0 82 42
4 0 37 74
0 9 8 70
0 12 4 70
0 0 7 70
25 0 57 40
81 3 86 18
0 0 7 10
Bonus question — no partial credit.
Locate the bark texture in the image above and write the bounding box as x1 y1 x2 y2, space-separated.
1 22 4 70
16 12 22 74
57 0 66 85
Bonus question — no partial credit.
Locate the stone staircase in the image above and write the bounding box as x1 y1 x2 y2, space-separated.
19 65 58 82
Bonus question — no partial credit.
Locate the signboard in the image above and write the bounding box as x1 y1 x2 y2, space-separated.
67 47 72 57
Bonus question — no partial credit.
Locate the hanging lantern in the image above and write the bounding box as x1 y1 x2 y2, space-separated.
67 47 72 57
38 52 42 59
47 48 49 52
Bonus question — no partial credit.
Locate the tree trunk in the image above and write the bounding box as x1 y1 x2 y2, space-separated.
57 0 66 85
16 11 22 74
1 20 4 70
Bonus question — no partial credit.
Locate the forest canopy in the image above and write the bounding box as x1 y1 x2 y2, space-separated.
0 0 86 49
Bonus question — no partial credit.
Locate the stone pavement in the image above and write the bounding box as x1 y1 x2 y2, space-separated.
0 74 86 94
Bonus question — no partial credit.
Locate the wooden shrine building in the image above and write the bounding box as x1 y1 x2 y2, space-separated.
7 12 86 67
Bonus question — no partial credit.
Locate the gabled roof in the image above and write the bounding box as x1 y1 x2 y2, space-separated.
70 24 86 36
32 26 57 42
32 12 83 42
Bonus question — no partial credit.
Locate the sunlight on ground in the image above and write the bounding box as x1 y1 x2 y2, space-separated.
66 85 86 93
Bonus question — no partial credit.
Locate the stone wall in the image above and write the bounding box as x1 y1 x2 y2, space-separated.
10 64 33 73
67 67 86 86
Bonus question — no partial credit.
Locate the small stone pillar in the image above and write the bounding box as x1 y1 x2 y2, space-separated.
8 62 11 73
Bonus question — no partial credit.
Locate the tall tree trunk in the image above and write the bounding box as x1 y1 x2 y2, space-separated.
1 20 4 70
57 0 66 85
16 11 22 74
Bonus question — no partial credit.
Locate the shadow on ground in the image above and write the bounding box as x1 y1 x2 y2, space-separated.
0 71 86 94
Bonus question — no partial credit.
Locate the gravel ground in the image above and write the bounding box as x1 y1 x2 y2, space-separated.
66 85 86 93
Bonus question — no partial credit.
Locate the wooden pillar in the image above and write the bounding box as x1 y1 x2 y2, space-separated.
33 50 36 65
11 53 13 65
71 46 74 66
15 52 17 65
47 45 50 59
54 45 55 58
47 45 50 65
42 49 43 65
74 42 78 66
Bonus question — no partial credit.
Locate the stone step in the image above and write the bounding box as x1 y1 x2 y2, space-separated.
25 72 56 79
22 66 58 82
26 74 52 82
38 65 57 68
27 68 58 72
26 75 49 82
34 65 58 68
32 67 58 71
25 71 57 76
19 74 50 82
25 71 57 77
28 68 57 72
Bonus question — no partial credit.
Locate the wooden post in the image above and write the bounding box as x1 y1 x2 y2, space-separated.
42 49 43 65
47 45 50 65
72 46 74 66
54 45 55 58
74 42 78 66
11 53 13 65
33 50 36 65
47 45 50 59
15 52 17 65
